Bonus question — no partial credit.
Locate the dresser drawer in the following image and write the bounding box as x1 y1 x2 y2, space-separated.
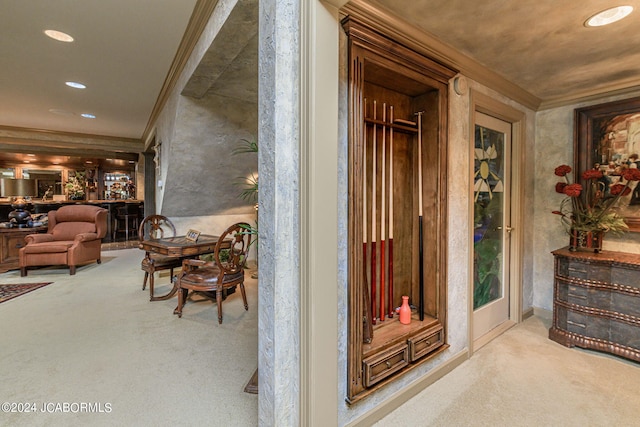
565 309 610 341
408 326 443 362
556 280 592 305
610 320 640 351
611 266 640 289
557 259 610 281
363 343 409 387
611 292 640 318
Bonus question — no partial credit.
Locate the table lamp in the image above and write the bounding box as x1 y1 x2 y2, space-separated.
1 178 37 227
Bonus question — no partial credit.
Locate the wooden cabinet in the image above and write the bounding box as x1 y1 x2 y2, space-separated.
343 16 455 403
550 248 640 363
0 227 47 273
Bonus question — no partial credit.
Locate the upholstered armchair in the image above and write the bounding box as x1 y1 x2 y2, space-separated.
19 205 108 276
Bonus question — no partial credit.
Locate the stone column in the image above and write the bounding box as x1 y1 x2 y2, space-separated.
258 0 301 425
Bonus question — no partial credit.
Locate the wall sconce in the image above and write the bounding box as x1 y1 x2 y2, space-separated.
1 178 37 227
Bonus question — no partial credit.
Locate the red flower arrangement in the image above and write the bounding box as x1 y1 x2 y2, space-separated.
553 164 640 234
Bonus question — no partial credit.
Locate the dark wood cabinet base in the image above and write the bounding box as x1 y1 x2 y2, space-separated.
550 248 640 363
549 326 640 362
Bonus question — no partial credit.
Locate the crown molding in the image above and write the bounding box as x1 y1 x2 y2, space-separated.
322 0 349 8
0 125 143 154
539 80 640 110
141 0 219 147
341 0 541 111
0 143 139 161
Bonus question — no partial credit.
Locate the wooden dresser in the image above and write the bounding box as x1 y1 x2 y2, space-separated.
0 226 47 273
550 247 640 362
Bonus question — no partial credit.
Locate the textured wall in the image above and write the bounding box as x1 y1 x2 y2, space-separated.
163 92 257 217
258 0 301 424
151 0 258 234
153 0 258 214
533 92 640 311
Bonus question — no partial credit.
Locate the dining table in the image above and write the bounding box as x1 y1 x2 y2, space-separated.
138 234 230 301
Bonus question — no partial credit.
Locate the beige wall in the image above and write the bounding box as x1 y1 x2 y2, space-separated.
533 91 640 311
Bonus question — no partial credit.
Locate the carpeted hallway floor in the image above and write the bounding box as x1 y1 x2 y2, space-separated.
374 313 640 427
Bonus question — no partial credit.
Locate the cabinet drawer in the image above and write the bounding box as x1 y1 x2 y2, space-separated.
408 327 443 362
611 266 640 290
567 284 588 305
565 309 610 341
557 259 609 282
363 343 409 387
556 280 588 305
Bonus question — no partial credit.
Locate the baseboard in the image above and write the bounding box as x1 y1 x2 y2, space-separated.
473 319 516 352
346 349 469 427
522 307 535 320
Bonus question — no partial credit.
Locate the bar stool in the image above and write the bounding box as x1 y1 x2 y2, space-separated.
112 204 140 241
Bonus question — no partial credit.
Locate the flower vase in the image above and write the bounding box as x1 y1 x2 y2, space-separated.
399 296 411 325
569 229 603 253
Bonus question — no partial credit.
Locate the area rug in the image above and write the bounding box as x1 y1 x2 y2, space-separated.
0 282 53 304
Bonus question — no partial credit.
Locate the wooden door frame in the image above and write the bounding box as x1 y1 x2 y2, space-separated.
469 90 525 354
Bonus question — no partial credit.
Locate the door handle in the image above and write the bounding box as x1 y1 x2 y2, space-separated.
496 226 514 233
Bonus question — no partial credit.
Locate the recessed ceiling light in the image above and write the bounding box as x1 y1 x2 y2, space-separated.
585 6 633 27
80 113 96 119
65 81 86 89
44 29 74 42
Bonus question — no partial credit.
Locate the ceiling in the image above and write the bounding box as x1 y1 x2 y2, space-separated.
2 0 640 165
369 0 640 108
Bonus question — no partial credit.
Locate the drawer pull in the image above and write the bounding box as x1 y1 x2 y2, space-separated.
567 320 586 329
385 361 391 368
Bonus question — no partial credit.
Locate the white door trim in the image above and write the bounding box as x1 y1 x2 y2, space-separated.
472 112 512 342
468 90 526 354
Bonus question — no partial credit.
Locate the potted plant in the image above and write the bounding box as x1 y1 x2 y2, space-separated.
552 164 640 251
234 138 259 277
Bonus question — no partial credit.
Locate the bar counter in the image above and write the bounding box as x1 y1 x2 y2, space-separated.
0 199 144 243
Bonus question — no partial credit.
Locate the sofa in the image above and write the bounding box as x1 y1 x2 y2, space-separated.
19 204 108 276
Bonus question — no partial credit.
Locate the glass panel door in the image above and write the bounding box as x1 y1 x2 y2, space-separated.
473 112 511 340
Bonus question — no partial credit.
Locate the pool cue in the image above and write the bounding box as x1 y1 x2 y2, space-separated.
362 98 372 342
388 105 394 318
371 100 377 324
379 103 386 321
415 110 425 321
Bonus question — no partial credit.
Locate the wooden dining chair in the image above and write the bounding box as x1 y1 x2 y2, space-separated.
138 214 184 300
174 222 252 323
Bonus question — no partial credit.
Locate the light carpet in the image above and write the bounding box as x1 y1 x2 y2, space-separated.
374 313 640 427
0 248 258 427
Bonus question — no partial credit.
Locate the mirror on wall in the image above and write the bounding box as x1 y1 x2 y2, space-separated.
22 169 63 198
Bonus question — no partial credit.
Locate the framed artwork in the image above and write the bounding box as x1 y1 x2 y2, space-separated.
575 96 640 231
185 229 201 242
